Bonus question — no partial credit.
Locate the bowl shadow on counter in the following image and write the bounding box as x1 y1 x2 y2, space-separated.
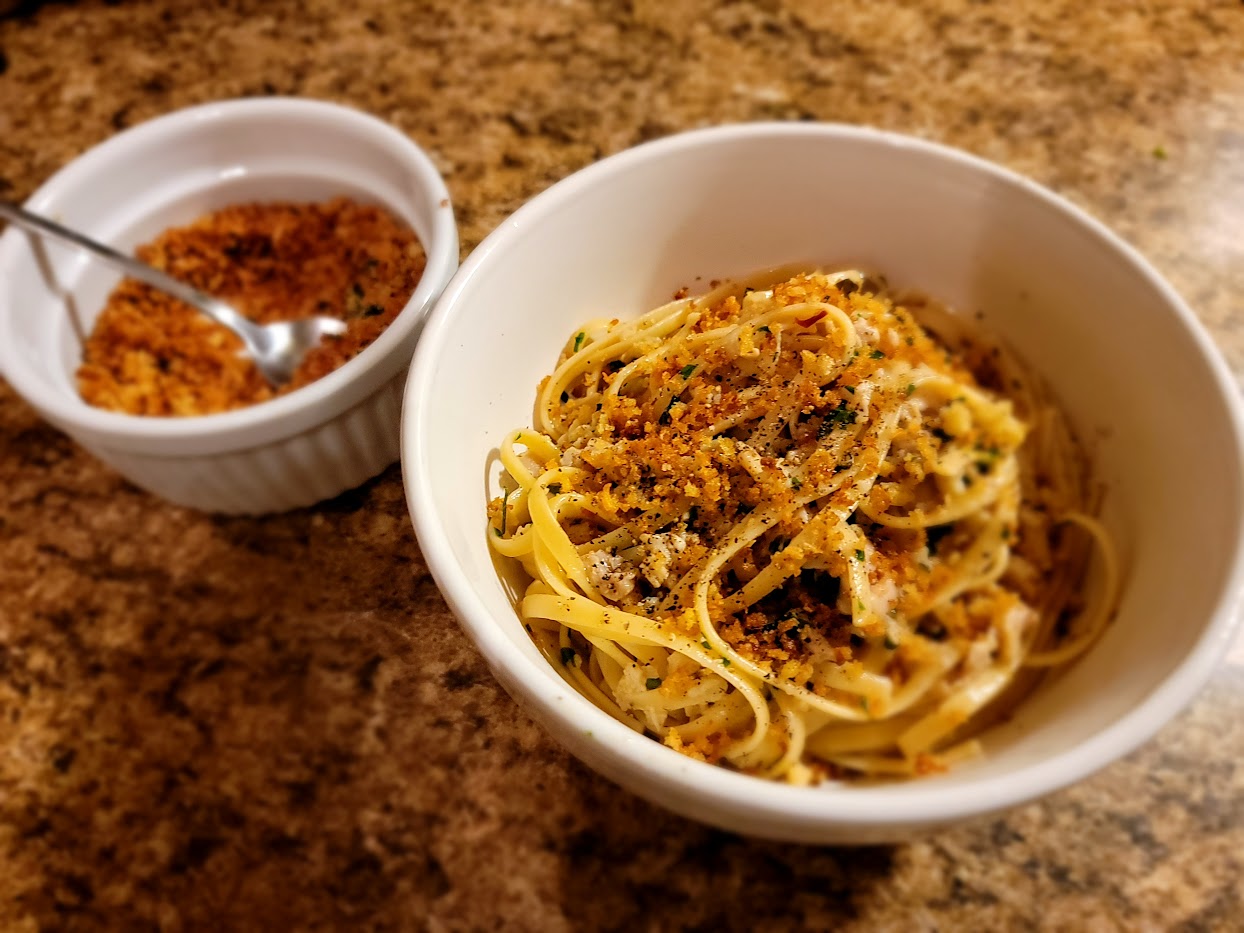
548 783 898 930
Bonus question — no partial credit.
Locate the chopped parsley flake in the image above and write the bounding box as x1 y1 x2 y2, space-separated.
870 349 885 359
701 640 712 651
646 677 662 690
906 383 916 396
547 482 562 495
721 658 731 667
818 402 857 437
573 332 585 352
680 363 697 379
658 393 680 425
855 549 865 561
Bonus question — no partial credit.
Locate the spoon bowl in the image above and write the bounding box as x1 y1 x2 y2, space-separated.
241 314 348 386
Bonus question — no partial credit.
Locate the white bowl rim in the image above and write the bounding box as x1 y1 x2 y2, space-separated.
403 121 1244 826
0 97 458 448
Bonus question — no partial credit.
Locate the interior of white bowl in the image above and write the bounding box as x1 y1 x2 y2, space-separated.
0 98 456 457
406 124 1244 839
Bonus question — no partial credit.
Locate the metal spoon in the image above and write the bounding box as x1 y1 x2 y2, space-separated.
0 199 348 387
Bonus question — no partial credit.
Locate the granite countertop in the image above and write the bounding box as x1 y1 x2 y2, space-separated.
2 1 1243 929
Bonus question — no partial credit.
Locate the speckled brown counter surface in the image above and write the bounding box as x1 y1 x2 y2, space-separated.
2 1 1243 930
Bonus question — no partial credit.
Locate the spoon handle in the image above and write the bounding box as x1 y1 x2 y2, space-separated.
0 199 258 341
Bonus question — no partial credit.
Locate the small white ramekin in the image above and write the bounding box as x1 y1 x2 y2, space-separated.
403 122 1244 843
0 98 457 514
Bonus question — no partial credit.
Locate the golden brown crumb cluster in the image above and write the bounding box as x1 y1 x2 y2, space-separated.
77 198 425 416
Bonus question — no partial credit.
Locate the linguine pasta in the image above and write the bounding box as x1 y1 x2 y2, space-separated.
488 270 1118 783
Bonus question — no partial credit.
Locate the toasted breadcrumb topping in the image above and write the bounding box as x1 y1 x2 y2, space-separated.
77 198 425 415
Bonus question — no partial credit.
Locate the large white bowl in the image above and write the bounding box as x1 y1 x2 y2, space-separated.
0 98 458 514
403 123 1244 843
